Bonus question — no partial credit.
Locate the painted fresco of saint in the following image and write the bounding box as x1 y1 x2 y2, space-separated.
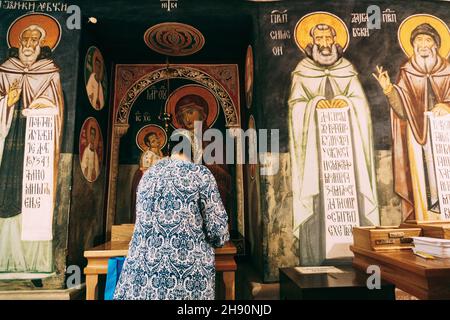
79 117 103 183
373 14 450 221
0 14 64 274
85 46 106 110
140 132 164 168
288 12 379 265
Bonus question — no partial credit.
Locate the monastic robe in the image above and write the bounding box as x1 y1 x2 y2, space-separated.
81 145 99 181
288 57 379 265
114 158 229 300
86 72 104 109
388 56 450 221
0 57 63 273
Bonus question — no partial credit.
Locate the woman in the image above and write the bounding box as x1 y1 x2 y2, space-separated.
114 131 230 300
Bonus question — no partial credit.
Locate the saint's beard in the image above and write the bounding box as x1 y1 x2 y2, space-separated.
19 45 40 67
414 45 438 72
311 43 342 66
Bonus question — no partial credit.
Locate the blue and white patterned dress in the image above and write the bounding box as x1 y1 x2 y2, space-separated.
113 158 230 300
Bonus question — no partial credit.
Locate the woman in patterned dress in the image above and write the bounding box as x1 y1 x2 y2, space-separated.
114 131 230 300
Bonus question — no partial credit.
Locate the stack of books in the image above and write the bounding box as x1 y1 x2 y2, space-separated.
412 237 450 258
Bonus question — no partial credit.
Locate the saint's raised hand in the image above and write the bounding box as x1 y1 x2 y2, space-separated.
372 65 392 92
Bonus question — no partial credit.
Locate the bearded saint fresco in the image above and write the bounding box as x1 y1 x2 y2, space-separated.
374 14 450 222
0 14 64 274
288 12 380 265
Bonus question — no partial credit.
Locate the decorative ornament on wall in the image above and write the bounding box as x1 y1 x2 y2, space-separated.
80 117 103 183
85 46 108 110
245 45 254 109
144 22 205 56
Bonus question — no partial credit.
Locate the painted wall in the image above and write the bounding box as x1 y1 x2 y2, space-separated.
0 3 80 288
2 0 449 290
253 0 450 281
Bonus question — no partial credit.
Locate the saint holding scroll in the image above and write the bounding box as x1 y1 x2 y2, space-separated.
289 12 379 265
0 14 64 274
373 14 450 222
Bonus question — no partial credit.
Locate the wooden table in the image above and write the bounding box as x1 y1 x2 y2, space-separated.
84 241 237 300
351 245 450 299
280 266 395 300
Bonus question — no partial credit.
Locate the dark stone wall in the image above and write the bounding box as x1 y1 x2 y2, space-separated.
67 20 111 272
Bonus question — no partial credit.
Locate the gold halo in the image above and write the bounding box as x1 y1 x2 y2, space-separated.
136 124 167 152
398 14 450 58
165 84 219 130
7 13 61 51
294 11 349 53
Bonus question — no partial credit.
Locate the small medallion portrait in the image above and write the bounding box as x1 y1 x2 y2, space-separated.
80 117 103 182
85 46 108 110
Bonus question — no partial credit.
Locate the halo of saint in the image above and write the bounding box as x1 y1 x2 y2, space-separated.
398 14 450 58
294 11 349 53
135 124 167 153
7 13 61 51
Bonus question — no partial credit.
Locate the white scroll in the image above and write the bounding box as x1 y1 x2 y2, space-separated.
317 106 360 259
21 109 57 241
428 112 450 220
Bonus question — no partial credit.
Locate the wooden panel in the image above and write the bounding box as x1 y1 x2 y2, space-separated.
111 224 135 242
401 222 450 239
